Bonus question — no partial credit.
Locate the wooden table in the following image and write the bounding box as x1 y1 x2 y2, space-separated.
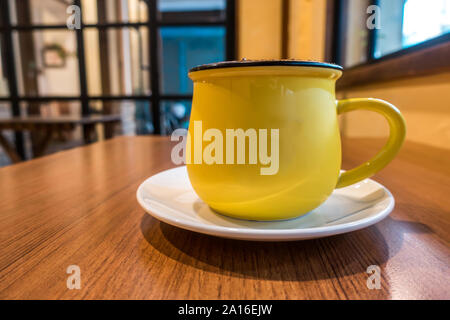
0 115 121 163
0 136 448 299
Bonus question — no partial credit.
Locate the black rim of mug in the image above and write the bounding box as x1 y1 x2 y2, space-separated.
189 60 343 72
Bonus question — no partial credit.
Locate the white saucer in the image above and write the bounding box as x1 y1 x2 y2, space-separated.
136 166 394 241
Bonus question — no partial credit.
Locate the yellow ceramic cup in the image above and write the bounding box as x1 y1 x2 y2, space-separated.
187 60 406 221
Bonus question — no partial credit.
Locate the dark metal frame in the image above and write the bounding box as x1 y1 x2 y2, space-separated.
0 1 24 158
0 0 236 157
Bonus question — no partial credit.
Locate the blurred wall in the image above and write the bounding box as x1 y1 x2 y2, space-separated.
238 0 283 59
338 73 450 150
238 0 326 60
287 0 326 61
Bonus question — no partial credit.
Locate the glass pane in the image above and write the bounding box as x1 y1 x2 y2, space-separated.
0 102 13 167
84 27 150 96
0 102 11 119
403 0 450 45
0 33 9 96
82 0 148 24
133 100 153 135
160 26 225 94
19 101 83 159
8 0 75 25
341 0 370 67
158 0 226 12
89 99 153 135
160 100 191 135
374 0 408 57
21 100 81 117
13 30 80 96
375 0 450 58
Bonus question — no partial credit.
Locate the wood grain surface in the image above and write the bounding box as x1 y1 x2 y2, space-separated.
0 136 449 299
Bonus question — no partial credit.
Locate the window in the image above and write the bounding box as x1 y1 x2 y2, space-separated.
334 0 450 68
375 0 450 58
0 0 236 158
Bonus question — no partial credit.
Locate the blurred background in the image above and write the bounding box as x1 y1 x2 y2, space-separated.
0 0 449 167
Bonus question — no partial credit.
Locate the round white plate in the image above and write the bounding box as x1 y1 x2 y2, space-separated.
136 166 394 241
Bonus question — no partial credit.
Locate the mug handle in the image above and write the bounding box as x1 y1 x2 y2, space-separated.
336 98 406 188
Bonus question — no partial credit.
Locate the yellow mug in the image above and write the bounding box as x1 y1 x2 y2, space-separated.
187 60 406 221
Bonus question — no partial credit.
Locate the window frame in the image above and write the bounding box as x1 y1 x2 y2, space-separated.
0 0 236 157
